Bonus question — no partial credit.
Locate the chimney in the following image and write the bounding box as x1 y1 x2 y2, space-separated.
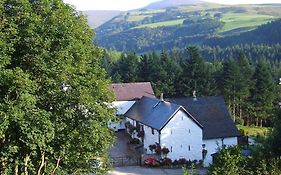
193 90 197 101
160 93 164 102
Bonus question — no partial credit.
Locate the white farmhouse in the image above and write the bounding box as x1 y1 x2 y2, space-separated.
168 96 240 167
109 82 155 131
124 96 240 167
125 96 204 162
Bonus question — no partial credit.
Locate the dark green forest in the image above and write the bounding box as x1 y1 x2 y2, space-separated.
101 47 281 128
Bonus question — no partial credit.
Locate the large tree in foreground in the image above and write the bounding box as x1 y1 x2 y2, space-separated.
0 0 115 174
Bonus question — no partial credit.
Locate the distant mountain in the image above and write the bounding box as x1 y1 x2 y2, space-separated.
95 4 281 53
144 0 205 9
83 10 121 28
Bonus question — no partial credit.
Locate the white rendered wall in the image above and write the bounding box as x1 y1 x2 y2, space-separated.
160 110 203 161
203 137 238 167
110 101 136 130
143 125 159 153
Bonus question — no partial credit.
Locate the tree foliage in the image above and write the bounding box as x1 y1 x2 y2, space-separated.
103 46 279 127
209 146 281 175
0 0 115 174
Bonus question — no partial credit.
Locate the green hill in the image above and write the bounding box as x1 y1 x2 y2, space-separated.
95 3 281 53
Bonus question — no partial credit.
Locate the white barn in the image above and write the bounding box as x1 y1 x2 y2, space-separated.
125 96 240 167
125 96 203 162
168 96 240 167
109 82 155 131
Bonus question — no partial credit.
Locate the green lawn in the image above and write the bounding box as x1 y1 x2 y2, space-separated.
133 19 185 29
219 13 276 33
237 125 272 137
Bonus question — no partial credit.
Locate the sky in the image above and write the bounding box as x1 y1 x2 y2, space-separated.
63 0 281 11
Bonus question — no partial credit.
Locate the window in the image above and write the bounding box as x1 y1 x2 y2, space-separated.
140 125 144 131
151 128 154 135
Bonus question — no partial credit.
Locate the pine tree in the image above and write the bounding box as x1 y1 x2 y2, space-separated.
118 52 140 82
221 59 241 121
251 61 276 127
236 53 254 125
181 46 216 97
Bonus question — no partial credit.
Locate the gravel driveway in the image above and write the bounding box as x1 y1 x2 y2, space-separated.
108 166 207 175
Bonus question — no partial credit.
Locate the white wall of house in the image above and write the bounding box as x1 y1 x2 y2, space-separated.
203 137 238 167
143 125 159 153
160 110 203 161
110 101 136 130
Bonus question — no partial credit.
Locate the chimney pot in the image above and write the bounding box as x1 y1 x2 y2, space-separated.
160 93 164 101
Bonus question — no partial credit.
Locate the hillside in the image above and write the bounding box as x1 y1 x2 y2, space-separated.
144 0 205 9
83 10 121 28
205 19 281 46
95 3 281 53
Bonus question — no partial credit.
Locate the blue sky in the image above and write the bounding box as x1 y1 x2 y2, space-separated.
63 0 281 11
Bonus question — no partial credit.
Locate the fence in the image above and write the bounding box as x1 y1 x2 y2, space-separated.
111 156 141 167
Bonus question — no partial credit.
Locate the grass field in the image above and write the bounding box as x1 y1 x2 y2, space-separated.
127 15 152 22
237 125 272 137
219 13 276 33
133 18 186 29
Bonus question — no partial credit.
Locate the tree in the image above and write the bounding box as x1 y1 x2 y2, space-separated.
221 59 242 122
269 109 281 157
251 61 276 127
117 52 139 83
0 0 115 174
235 53 254 125
180 46 216 97
209 146 246 175
149 50 181 97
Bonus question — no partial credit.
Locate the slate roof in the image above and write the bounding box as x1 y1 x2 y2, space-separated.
110 82 155 101
125 96 202 130
167 96 240 140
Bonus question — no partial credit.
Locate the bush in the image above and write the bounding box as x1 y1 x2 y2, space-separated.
161 157 172 166
149 144 156 152
155 143 161 155
137 130 145 138
179 158 187 165
209 146 246 175
129 138 140 144
161 147 170 155
186 159 192 167
173 159 179 166
144 157 159 167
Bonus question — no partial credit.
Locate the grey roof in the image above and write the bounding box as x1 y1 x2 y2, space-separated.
110 82 155 101
125 96 202 131
167 96 240 140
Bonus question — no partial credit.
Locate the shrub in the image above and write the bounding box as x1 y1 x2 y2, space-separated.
149 144 156 152
161 157 172 166
155 143 161 155
173 159 179 166
129 138 140 144
186 159 192 167
137 130 145 138
161 147 170 155
144 157 159 167
179 158 187 165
